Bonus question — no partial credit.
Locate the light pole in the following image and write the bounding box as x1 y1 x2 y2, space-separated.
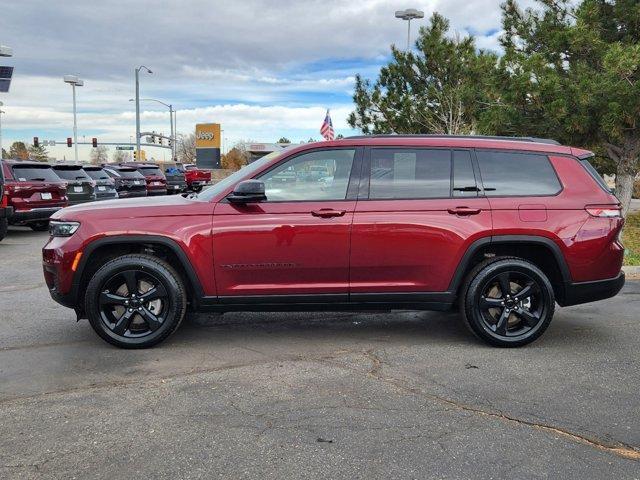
130 97 175 161
395 8 424 50
134 66 153 159
0 102 4 156
63 75 84 162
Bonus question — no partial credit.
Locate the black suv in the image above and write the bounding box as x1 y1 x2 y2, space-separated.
82 166 118 200
102 165 147 198
51 164 97 205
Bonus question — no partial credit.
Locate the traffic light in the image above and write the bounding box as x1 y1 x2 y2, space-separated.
92 137 98 148
158 136 163 146
33 137 39 148
133 150 138 160
67 137 72 147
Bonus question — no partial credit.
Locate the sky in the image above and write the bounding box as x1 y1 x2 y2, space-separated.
0 0 535 161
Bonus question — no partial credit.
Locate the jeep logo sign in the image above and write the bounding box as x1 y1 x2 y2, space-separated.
195 123 221 149
197 131 214 141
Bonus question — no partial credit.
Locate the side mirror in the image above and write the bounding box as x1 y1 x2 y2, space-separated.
227 179 266 204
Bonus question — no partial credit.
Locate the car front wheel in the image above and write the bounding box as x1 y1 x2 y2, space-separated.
460 257 555 347
84 254 187 348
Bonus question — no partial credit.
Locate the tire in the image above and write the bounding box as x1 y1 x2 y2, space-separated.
191 185 203 193
29 221 49 232
0 218 7 241
459 257 555 347
84 254 187 348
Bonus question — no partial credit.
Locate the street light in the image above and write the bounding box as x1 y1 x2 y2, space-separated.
395 8 424 50
134 66 153 159
63 75 84 162
0 101 5 156
129 97 175 161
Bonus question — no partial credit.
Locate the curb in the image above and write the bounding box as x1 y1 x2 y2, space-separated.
622 265 640 279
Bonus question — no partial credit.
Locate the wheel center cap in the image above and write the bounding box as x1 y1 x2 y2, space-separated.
130 298 141 308
505 298 516 308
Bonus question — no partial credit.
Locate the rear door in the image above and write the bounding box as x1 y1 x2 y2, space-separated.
349 147 492 296
212 147 362 299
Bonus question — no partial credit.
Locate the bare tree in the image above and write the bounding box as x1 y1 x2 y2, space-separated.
176 133 196 164
112 149 130 163
90 146 109 164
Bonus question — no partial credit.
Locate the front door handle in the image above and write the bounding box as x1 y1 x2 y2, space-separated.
311 209 346 218
448 207 481 216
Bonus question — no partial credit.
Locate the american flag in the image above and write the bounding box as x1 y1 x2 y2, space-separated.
320 109 335 141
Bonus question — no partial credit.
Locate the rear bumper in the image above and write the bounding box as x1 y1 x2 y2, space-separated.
68 196 97 206
95 191 118 200
147 189 167 196
559 272 625 307
9 207 62 224
117 189 147 198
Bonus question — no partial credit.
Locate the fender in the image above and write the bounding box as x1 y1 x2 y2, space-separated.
72 235 205 304
448 234 572 293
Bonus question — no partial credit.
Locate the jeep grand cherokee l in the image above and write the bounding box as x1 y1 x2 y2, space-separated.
102 165 147 198
120 162 167 196
43 135 625 349
51 164 97 205
2 159 68 231
0 163 11 241
82 166 118 200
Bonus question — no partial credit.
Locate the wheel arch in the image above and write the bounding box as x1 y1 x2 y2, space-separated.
73 235 205 314
449 235 571 303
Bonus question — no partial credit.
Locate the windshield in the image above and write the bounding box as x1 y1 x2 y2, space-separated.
12 165 61 182
84 168 110 180
197 150 287 201
53 167 92 181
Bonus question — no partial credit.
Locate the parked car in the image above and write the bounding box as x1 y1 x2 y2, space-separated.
0 162 12 241
180 163 211 192
164 166 188 194
43 135 625 349
82 166 118 200
120 162 167 196
2 159 67 231
102 165 147 198
51 164 97 205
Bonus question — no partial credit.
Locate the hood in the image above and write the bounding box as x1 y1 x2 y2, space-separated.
52 194 211 221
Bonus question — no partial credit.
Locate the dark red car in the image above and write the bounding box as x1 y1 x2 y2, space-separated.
2 159 68 231
43 136 624 348
120 162 167 196
180 163 211 192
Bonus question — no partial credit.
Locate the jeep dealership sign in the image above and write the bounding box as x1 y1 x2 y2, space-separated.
195 123 221 169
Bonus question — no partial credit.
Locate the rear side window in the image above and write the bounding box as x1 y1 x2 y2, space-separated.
11 165 60 182
452 150 478 197
369 148 451 199
53 167 92 181
476 151 561 196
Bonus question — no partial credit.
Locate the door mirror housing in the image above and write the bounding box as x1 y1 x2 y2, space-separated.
227 179 267 204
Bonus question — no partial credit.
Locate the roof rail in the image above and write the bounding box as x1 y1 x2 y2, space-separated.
344 134 560 145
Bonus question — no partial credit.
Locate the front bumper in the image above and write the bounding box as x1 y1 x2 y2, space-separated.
559 272 625 307
9 207 62 224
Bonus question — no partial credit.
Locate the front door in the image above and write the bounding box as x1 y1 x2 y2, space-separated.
213 147 361 300
349 147 492 296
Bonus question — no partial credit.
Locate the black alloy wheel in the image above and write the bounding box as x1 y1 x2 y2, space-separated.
85 254 187 348
461 257 555 347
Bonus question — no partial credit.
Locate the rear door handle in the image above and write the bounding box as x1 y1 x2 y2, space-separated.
448 207 481 216
311 209 346 218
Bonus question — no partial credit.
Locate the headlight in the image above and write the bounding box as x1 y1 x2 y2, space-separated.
49 221 80 237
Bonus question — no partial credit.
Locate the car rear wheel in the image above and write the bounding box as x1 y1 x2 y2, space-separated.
460 257 555 347
84 254 187 348
0 218 7 241
29 221 49 231
191 185 203 193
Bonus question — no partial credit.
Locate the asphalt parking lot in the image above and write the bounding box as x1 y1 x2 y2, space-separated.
1 227 639 479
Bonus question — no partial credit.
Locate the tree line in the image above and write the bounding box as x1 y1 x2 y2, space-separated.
348 0 640 215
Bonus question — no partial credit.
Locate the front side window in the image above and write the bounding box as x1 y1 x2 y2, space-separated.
369 148 451 199
258 149 355 201
476 151 561 196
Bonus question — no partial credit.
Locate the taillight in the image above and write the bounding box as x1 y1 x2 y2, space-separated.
585 206 622 218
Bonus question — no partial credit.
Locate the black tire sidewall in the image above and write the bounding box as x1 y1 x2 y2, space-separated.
85 255 186 348
463 259 555 347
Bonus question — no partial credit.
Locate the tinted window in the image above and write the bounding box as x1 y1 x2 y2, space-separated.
52 167 92 181
139 166 163 176
84 168 110 180
369 148 450 199
105 168 144 179
259 149 355 201
452 150 477 197
476 151 561 196
12 165 60 182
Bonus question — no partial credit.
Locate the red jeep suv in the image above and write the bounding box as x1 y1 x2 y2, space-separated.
42 136 625 348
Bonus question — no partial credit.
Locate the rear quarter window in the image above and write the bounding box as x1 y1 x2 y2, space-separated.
476 150 561 196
